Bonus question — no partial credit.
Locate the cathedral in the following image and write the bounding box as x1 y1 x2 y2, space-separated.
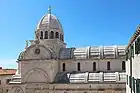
7 7 128 93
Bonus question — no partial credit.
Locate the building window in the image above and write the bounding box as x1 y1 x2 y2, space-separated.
62 63 65 71
40 31 43 39
6 89 8 92
45 31 48 39
126 75 128 84
135 37 140 54
129 76 132 88
0 80 1 85
60 34 62 40
62 35 64 41
77 62 80 71
55 32 59 39
122 61 125 70
6 79 11 84
132 77 135 92
93 62 96 71
107 61 110 70
131 45 134 57
137 37 140 54
50 31 54 39
126 51 128 61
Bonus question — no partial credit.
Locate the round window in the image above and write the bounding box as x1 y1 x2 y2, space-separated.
35 49 40 54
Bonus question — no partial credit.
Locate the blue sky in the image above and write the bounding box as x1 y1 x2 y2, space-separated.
0 0 140 68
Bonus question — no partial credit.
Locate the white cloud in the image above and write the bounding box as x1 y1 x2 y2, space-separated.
0 59 17 69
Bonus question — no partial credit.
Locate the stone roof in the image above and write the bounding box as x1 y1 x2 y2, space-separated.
59 45 126 60
54 72 126 83
36 13 63 32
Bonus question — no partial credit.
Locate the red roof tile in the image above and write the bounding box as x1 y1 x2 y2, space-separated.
0 69 17 75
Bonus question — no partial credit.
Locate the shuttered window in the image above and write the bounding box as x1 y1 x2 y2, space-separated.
129 76 132 88
126 51 129 61
127 75 128 84
135 37 140 54
132 77 135 93
136 79 140 93
131 45 134 57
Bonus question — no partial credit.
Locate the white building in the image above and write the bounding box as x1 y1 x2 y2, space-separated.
126 25 140 93
7 7 126 93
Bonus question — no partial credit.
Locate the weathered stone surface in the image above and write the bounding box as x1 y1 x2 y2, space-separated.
7 7 126 93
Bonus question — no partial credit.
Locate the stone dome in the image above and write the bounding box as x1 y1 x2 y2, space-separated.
36 7 63 32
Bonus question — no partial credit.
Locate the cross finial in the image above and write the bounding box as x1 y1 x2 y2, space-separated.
48 6 51 14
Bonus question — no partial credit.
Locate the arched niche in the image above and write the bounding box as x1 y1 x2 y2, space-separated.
23 68 50 83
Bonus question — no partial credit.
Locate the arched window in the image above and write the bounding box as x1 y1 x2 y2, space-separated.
60 34 62 40
107 61 110 70
122 61 125 70
62 63 65 71
45 31 48 39
62 35 64 41
93 62 96 71
77 62 80 71
40 31 43 39
55 32 59 39
50 31 54 39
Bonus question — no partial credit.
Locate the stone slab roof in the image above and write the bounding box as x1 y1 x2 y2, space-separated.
54 72 126 83
59 45 126 60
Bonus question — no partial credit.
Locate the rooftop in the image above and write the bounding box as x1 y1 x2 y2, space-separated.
0 67 16 75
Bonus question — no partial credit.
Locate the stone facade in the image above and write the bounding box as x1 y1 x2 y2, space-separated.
7 7 127 93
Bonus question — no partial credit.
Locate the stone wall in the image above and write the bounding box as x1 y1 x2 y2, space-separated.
8 83 126 93
20 60 59 83
60 59 125 72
